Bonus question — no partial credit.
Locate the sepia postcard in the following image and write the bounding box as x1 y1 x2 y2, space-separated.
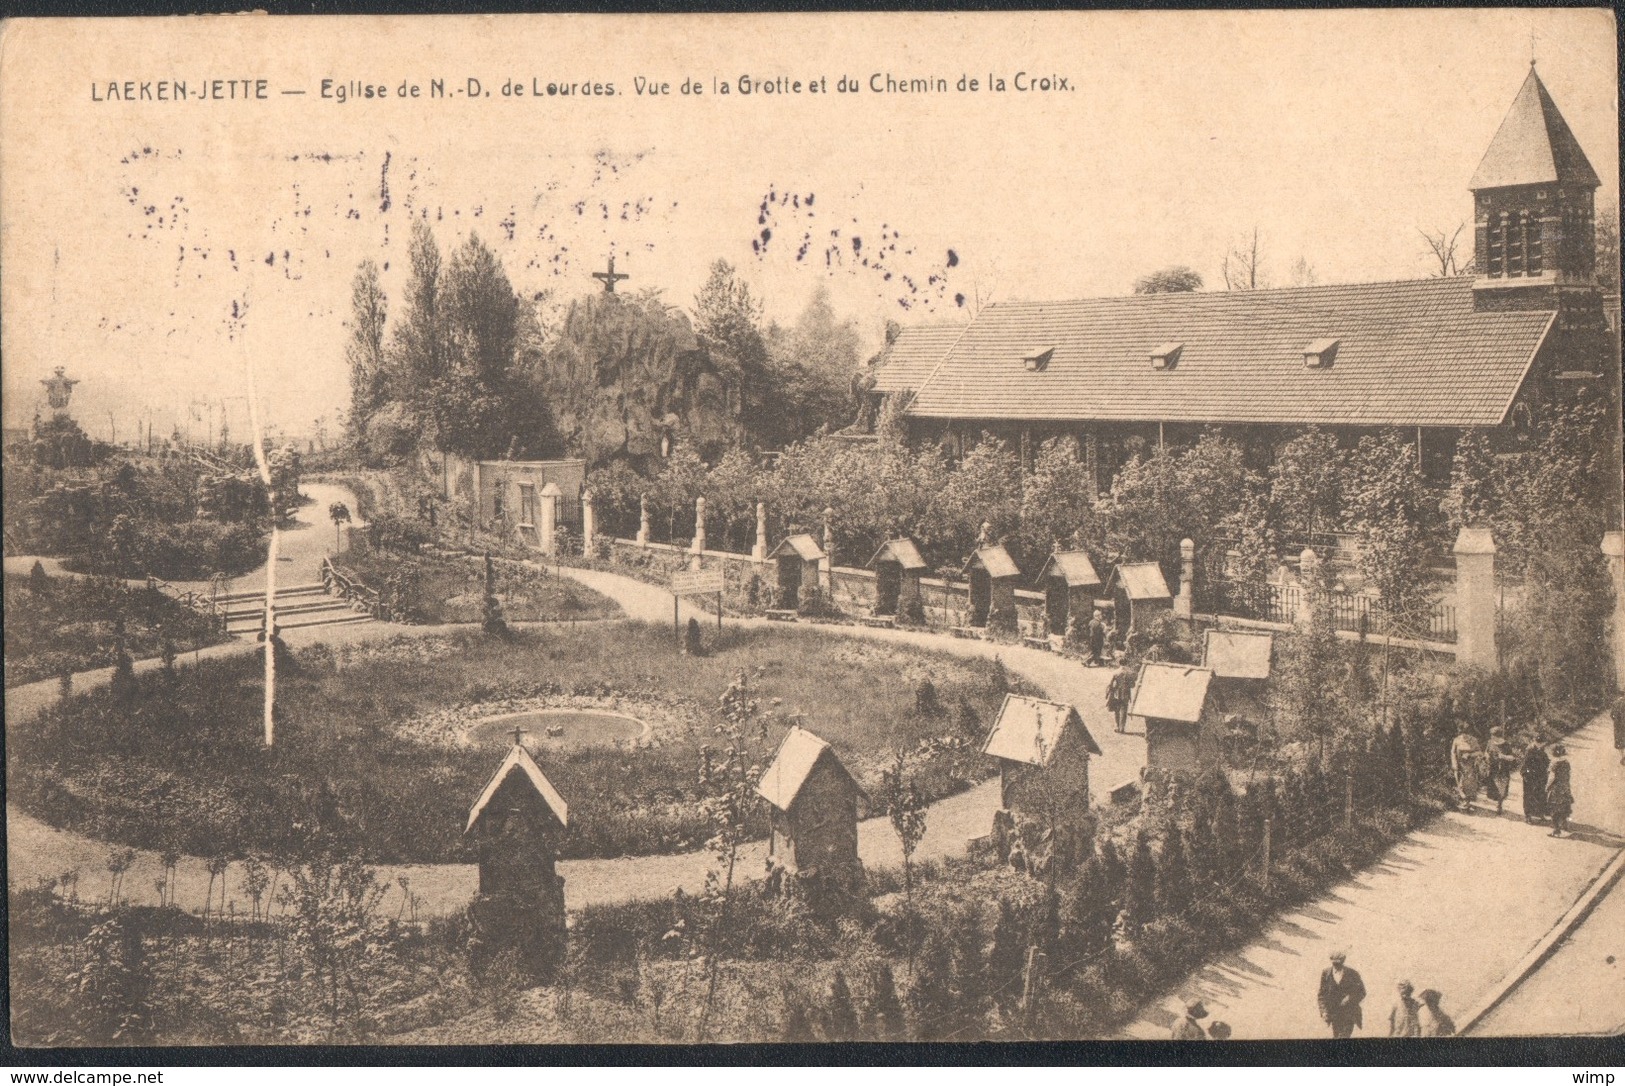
1 9 1621 1051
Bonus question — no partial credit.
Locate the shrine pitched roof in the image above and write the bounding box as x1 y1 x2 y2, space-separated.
771 534 826 562
982 694 1102 766
869 537 928 571
465 743 570 833
903 277 1554 428
1037 550 1102 588
1113 562 1171 601
756 726 860 812
1130 664 1215 724
1203 629 1275 680
962 545 1021 580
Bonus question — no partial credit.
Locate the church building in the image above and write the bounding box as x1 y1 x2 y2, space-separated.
877 65 1615 494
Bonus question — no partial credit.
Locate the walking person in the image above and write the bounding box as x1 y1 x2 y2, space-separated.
1484 726 1517 815
1417 989 1456 1036
1388 980 1421 1037
1450 721 1484 810
1170 998 1209 1040
1106 656 1135 734
1317 951 1366 1038
1546 744 1574 838
1519 740 1549 824
1086 610 1107 667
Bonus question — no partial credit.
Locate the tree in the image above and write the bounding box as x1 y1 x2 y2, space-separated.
878 749 929 937
762 285 865 443
1420 224 1468 277
693 259 772 442
1155 826 1193 914
344 260 389 445
388 219 445 416
1269 427 1346 543
1344 429 1438 632
865 962 905 1040
1221 227 1268 290
1595 204 1620 298
1133 266 1203 294
1018 436 1102 566
328 501 351 552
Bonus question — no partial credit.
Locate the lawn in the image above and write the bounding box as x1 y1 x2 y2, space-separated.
3 569 230 689
7 622 1022 865
332 545 620 625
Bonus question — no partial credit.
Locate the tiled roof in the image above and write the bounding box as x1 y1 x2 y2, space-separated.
1114 562 1171 601
1203 629 1275 680
466 744 569 833
771 534 826 562
1037 550 1102 588
963 545 1021 580
983 694 1102 765
1130 664 1215 724
905 276 1554 428
869 537 928 571
873 322 967 393
756 726 858 812
1470 66 1600 190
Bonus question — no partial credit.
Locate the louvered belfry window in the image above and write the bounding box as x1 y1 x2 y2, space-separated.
1508 212 1526 277
1486 211 1507 278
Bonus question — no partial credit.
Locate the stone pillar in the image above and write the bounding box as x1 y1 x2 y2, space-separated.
580 489 595 555
1296 548 1320 627
1601 531 1625 688
636 495 649 546
823 507 836 597
538 482 561 556
752 501 768 563
690 497 706 570
1452 528 1497 669
1174 537 1196 620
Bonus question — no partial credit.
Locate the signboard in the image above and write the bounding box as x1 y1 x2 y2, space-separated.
670 569 725 596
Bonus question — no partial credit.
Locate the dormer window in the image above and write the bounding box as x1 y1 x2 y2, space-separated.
1303 338 1339 368
1150 342 1182 370
1023 347 1054 372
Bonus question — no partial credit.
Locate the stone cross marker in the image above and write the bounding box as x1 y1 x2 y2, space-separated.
592 254 629 293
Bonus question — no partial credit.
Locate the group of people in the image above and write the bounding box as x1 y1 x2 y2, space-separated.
1449 722 1575 836
1170 951 1458 1040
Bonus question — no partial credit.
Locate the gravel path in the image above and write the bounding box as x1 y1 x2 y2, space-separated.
1115 709 1625 1041
6 561 1128 918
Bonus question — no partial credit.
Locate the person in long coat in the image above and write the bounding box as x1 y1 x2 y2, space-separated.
1449 722 1484 810
1086 610 1107 667
1484 727 1517 815
1106 658 1135 733
1388 980 1421 1037
1417 989 1455 1036
1317 951 1366 1038
1520 741 1550 824
1546 744 1574 838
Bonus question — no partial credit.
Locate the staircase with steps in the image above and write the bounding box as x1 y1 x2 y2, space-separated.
220 581 375 635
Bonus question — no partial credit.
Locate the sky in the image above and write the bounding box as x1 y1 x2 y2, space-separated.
0 9 1617 442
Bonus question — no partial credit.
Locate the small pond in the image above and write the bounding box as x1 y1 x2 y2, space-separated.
470 708 649 750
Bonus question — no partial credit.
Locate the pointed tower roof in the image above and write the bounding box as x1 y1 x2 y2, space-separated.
1470 65 1600 190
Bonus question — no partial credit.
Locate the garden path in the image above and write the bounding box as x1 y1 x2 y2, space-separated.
6 564 1127 917
1115 708 1625 1041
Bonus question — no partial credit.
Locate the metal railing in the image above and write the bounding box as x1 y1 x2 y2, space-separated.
1200 579 1458 643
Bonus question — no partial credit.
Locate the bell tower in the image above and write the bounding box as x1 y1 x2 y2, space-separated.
1469 63 1602 316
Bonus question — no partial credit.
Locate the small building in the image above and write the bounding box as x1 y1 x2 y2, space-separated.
1110 562 1173 636
477 459 586 548
464 739 570 980
962 544 1021 630
769 534 826 610
756 726 864 891
1130 663 1220 775
1036 550 1103 636
868 537 927 618
982 693 1102 816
